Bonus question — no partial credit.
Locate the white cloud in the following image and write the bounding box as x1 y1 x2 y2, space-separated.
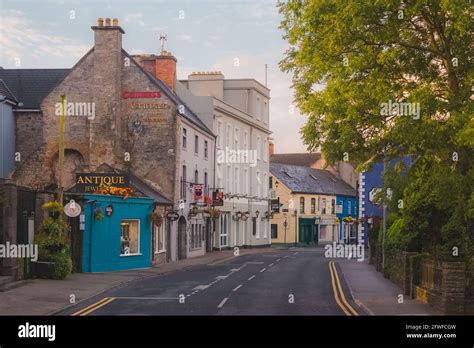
0 10 89 68
176 34 192 43
124 12 145 27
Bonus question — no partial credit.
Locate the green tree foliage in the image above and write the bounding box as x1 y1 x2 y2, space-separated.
279 0 473 260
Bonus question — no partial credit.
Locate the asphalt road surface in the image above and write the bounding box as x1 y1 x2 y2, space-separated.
58 247 362 316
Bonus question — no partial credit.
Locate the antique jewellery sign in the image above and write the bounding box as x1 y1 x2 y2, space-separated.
64 199 81 217
75 173 130 193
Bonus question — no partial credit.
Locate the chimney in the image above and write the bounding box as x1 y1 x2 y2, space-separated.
155 50 177 92
269 140 274 156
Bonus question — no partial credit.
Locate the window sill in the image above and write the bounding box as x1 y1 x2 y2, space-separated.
154 250 166 255
120 253 142 257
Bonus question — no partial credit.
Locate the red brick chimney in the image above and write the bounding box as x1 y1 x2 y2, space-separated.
133 51 177 92
155 51 177 92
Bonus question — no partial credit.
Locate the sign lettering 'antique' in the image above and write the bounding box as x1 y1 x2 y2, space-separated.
75 173 130 193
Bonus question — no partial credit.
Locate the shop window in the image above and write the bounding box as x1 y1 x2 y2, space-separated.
154 222 165 253
121 220 140 255
220 214 229 247
271 224 278 238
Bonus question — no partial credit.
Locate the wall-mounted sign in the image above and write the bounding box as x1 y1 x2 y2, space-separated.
105 205 113 217
75 173 130 193
194 185 204 200
122 91 161 99
212 190 224 207
64 199 81 217
166 211 180 221
129 102 171 110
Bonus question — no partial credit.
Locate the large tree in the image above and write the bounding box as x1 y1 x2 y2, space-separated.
279 0 473 258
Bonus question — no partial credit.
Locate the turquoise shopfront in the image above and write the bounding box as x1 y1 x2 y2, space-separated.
82 194 154 272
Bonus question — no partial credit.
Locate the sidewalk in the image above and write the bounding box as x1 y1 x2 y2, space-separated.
0 247 279 315
338 258 440 315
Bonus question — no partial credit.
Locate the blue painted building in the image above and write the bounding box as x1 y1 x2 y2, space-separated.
82 194 155 272
0 79 18 178
358 157 412 247
336 195 358 244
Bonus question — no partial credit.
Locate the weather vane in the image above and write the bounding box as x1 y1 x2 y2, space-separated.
159 34 167 54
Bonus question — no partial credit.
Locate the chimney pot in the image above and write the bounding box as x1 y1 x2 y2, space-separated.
105 18 111 26
98 18 104 27
112 18 118 26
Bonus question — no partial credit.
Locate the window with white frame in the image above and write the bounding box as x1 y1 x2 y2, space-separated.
226 124 232 149
234 167 239 193
256 170 261 196
226 165 232 192
182 128 187 149
194 134 199 154
243 168 248 195
217 121 223 149
120 220 140 256
256 96 261 120
348 200 352 215
263 172 268 197
243 131 249 150
263 138 268 161
234 127 239 151
204 140 208 159
220 213 229 247
154 221 165 253
257 136 261 160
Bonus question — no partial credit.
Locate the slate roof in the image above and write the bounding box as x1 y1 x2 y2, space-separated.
270 153 321 167
0 79 18 103
0 69 69 109
270 162 356 197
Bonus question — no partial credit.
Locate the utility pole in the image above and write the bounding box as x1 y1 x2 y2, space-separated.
57 95 66 208
381 147 387 271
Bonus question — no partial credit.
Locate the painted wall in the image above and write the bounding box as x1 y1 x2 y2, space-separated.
336 195 358 242
0 102 15 178
82 194 154 272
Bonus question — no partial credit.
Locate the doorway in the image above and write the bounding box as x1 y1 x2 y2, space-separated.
177 216 187 260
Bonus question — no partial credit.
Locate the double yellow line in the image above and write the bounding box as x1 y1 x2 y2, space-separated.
71 297 116 316
328 261 359 316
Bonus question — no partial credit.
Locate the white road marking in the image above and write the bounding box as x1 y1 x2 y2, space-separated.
230 268 240 272
193 285 209 291
216 275 228 280
276 258 281 262
268 263 274 267
217 297 228 308
248 275 256 280
260 268 266 273
233 284 243 291
113 296 180 300
284 255 289 258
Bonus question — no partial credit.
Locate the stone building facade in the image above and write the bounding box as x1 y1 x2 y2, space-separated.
5 18 215 265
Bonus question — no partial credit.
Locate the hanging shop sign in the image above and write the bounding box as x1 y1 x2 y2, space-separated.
64 199 82 217
75 173 130 193
105 205 114 217
194 185 204 200
122 91 161 99
166 211 180 221
212 190 224 207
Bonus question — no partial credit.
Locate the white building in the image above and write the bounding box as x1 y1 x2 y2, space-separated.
177 72 272 250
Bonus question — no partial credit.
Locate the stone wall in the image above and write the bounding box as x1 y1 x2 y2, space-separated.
0 179 18 277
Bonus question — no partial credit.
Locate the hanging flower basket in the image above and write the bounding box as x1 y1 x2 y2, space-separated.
42 201 64 218
94 207 104 220
149 212 164 226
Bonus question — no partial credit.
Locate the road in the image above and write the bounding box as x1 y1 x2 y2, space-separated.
58 247 362 316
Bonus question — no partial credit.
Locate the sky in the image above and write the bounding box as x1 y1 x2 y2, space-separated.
0 0 308 153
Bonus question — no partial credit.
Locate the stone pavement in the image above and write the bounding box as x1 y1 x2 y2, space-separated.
338 257 441 315
0 247 279 315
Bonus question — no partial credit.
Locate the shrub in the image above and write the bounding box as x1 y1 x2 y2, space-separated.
48 253 72 280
